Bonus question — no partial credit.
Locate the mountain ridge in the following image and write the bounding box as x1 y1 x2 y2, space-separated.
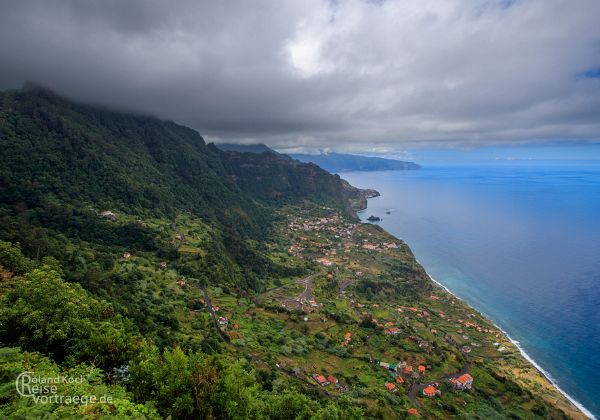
214 142 420 174
0 85 369 290
0 85 586 419
291 152 420 173
215 142 284 156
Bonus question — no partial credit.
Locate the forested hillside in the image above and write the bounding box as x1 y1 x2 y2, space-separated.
0 86 583 419
0 86 377 418
0 85 363 288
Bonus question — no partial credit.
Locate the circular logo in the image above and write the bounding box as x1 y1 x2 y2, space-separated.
15 372 34 397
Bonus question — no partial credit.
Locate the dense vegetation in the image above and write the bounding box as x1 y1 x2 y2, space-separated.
0 253 362 419
0 85 361 290
0 86 372 418
0 86 584 419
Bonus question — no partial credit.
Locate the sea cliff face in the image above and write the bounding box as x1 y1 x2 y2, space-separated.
339 178 380 215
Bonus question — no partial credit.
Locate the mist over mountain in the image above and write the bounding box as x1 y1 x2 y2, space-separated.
0 85 588 419
215 143 281 155
0 85 367 286
291 152 420 173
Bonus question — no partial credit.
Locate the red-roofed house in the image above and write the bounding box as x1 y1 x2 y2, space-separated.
313 375 330 387
418 365 426 374
407 408 420 416
327 375 338 385
450 373 473 390
384 327 401 335
395 376 404 384
384 382 397 393
342 332 352 347
423 385 440 397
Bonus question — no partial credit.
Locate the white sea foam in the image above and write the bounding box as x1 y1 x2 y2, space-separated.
359 197 596 419
424 269 596 419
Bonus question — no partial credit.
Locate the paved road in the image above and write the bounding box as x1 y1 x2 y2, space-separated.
191 280 232 345
255 281 294 304
192 279 337 399
193 277 472 413
299 274 313 304
282 273 319 310
337 278 353 292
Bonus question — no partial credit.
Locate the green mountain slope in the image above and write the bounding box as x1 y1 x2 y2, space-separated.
0 86 365 284
0 86 585 419
0 86 348 236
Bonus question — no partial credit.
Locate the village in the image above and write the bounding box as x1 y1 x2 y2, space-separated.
185 207 526 416
110 206 573 418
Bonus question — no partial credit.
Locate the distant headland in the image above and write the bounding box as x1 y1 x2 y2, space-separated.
214 143 420 173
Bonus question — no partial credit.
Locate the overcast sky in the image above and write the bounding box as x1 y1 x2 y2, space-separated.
1 0 600 154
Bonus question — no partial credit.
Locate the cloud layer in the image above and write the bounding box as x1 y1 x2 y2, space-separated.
1 0 599 152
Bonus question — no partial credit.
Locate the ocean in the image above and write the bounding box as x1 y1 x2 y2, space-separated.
342 162 600 418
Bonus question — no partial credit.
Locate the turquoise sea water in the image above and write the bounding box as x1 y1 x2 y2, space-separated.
342 162 600 418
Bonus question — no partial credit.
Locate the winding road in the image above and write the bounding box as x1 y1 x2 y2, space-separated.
281 273 319 311
192 278 338 399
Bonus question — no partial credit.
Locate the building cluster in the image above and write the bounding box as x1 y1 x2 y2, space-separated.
312 374 340 388
286 214 356 258
379 360 429 385
419 373 474 398
361 240 399 252
287 214 355 237
278 210 482 404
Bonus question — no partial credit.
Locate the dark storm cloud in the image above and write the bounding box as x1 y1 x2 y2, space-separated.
1 0 599 152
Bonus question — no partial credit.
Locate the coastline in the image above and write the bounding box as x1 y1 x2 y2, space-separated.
356 200 594 419
424 270 594 419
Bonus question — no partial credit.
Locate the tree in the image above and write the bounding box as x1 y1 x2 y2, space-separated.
190 354 220 419
0 241 33 275
0 266 133 369
0 347 159 419
154 347 195 418
212 360 266 419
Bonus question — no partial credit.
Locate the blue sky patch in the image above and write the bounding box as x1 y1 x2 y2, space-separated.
578 68 600 79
